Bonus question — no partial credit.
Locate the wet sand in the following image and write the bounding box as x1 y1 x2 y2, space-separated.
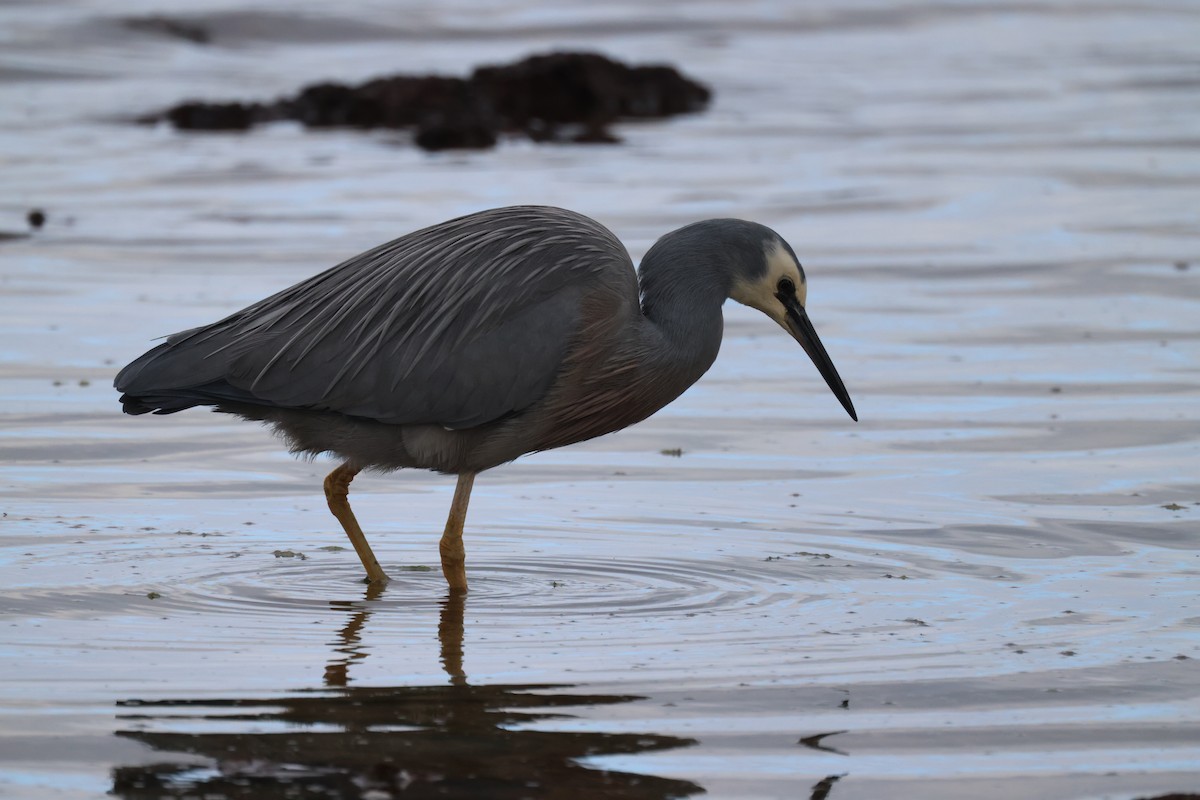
2 1 1198 798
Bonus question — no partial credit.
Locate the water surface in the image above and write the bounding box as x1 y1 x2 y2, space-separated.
1 1 1198 798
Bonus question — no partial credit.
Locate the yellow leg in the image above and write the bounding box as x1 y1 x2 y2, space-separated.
439 472 475 592
323 463 389 584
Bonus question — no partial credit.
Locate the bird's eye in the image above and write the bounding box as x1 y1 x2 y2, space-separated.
776 277 796 297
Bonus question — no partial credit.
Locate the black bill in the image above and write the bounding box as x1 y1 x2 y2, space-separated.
781 295 857 421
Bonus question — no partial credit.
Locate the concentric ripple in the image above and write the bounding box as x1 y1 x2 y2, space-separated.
120 551 835 620
1 518 856 625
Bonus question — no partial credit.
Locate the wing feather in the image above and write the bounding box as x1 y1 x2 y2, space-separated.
116 206 635 428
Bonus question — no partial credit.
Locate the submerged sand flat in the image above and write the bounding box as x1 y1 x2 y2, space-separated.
1 1 1198 798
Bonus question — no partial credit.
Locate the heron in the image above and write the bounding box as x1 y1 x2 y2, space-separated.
116 206 856 591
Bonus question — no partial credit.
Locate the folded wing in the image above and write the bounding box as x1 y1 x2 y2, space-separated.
115 206 634 429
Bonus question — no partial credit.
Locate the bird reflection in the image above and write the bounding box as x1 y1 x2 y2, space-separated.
322 580 386 687
111 586 701 799
437 589 467 685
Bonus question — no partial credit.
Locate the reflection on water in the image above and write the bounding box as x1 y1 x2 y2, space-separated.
111 588 701 799
323 580 389 688
809 774 845 800
112 687 700 799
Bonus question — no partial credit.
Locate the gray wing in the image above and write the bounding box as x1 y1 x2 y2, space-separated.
116 206 636 428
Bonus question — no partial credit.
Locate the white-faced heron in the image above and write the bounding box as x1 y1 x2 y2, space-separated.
116 206 856 590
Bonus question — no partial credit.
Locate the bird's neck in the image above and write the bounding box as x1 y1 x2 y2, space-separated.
509 244 731 456
637 246 729 383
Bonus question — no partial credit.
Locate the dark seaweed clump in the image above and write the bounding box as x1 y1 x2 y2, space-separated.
152 51 712 151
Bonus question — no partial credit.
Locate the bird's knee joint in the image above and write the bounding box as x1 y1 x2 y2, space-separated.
323 466 357 501
323 477 346 502
439 539 466 563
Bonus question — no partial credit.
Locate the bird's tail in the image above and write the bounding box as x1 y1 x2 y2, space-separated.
114 327 263 415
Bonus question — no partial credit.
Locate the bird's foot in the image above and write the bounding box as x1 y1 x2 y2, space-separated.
439 545 468 592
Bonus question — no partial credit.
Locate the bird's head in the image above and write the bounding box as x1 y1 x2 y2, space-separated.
729 235 857 422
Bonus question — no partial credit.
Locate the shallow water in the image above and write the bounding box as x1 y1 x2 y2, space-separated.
2 1 1199 798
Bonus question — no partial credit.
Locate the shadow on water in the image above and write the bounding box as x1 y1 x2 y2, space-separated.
109 586 702 799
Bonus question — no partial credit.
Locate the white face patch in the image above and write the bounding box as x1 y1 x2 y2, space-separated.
729 240 807 325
